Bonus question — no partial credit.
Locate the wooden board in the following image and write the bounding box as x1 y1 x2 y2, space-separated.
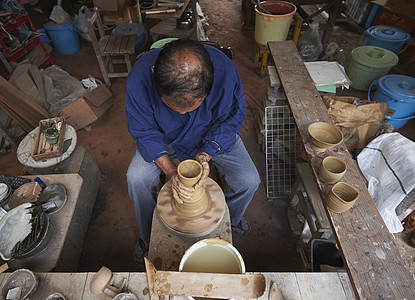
0 75 49 119
151 271 266 299
29 65 47 108
0 272 356 299
297 163 330 229
268 40 415 299
14 72 44 109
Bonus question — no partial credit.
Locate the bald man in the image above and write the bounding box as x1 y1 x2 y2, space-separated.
125 38 260 260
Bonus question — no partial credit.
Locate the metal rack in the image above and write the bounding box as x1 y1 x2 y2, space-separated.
0 1 52 78
265 105 301 199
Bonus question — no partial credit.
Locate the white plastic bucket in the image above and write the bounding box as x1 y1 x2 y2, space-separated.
254 1 296 46
179 238 245 274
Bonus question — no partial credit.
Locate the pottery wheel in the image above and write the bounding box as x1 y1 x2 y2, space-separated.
157 178 226 237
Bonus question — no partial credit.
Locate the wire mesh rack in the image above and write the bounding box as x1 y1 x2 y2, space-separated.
265 105 301 200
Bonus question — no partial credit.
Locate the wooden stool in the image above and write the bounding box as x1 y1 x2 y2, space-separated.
148 205 232 270
255 43 269 76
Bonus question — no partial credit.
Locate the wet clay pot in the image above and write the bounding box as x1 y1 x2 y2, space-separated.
308 122 343 152
319 156 347 184
327 182 360 213
172 159 209 218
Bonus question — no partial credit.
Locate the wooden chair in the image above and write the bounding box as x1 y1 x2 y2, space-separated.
86 7 137 86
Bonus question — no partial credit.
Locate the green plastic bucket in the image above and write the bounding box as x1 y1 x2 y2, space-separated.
254 1 296 46
150 37 179 49
346 46 398 91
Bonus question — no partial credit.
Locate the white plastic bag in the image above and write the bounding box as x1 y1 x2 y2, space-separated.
74 5 93 40
357 133 415 233
297 22 323 62
49 0 71 25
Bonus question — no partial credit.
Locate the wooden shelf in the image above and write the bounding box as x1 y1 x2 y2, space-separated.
143 0 190 19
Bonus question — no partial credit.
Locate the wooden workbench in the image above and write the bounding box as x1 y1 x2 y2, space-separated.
0 271 355 299
268 40 415 299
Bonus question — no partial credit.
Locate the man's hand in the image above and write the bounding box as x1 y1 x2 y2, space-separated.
194 152 211 189
172 174 193 204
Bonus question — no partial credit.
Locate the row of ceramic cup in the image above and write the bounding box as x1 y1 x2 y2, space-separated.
308 121 360 213
319 156 360 213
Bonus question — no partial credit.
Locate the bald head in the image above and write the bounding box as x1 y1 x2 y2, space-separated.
153 39 214 111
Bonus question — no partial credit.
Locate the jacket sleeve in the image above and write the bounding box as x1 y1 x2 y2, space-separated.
125 84 168 163
200 70 246 156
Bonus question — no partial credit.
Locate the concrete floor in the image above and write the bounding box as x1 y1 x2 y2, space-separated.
1 0 414 274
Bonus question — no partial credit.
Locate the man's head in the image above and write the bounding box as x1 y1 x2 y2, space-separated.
153 38 214 114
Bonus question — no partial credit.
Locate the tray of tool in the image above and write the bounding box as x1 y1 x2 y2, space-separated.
32 117 66 161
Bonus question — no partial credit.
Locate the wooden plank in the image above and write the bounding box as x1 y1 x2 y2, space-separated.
0 101 34 131
260 273 302 300
127 273 151 299
268 40 415 299
0 75 49 119
295 273 351 299
0 272 358 299
9 64 31 84
297 163 331 229
0 92 40 126
34 273 85 299
29 65 48 108
337 272 356 300
126 36 138 54
14 72 45 109
144 0 190 19
152 271 266 299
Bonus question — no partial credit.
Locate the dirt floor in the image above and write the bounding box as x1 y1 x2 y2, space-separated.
1 0 415 275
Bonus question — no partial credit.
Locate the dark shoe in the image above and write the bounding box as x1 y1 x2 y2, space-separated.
134 238 149 262
232 218 251 235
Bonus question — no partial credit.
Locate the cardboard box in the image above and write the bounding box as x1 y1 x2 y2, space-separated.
373 0 415 21
93 0 118 11
59 85 113 130
374 7 415 33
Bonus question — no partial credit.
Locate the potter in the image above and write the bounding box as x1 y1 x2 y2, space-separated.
125 38 260 260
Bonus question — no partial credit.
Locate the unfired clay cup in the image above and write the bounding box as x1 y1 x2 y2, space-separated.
319 156 347 184
177 159 203 187
327 182 360 213
90 266 113 295
308 122 343 152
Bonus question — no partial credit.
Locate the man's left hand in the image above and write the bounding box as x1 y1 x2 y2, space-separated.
195 152 211 189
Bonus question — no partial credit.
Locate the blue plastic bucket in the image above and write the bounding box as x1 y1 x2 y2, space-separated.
111 23 147 56
362 25 411 55
20 28 51 46
44 21 80 55
368 75 415 129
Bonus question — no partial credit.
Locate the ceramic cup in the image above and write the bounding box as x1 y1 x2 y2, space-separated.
177 159 203 188
308 122 343 152
319 156 347 184
174 159 208 217
327 182 360 213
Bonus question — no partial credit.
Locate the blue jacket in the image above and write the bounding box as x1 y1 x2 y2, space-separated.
125 45 246 163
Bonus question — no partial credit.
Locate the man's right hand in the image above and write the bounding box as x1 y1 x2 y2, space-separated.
171 175 194 204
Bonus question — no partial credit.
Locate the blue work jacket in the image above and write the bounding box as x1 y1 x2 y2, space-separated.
125 45 246 163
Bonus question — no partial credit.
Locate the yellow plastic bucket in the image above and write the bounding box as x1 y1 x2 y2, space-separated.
255 1 297 46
